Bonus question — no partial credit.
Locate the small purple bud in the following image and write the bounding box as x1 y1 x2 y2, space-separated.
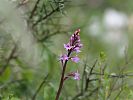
71 56 80 63
74 29 80 35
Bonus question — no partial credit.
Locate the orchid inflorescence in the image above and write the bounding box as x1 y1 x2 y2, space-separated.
56 29 82 100
60 29 83 80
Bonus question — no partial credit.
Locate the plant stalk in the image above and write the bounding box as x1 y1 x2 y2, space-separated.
55 51 71 100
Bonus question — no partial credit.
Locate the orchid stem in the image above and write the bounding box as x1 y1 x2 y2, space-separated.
55 51 71 100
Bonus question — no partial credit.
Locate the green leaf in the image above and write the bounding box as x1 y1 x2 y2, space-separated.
0 67 11 82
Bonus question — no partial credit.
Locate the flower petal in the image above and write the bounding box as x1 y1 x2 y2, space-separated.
71 56 80 63
64 43 72 50
60 54 68 61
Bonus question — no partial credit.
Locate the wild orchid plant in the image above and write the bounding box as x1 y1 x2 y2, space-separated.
55 29 83 100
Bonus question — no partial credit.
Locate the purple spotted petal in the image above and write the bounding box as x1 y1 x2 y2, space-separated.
73 47 81 53
64 43 72 50
71 56 80 63
60 54 68 62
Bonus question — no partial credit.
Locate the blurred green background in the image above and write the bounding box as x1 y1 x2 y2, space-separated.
0 0 133 100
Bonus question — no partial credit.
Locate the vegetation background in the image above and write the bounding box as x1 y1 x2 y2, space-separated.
0 0 133 100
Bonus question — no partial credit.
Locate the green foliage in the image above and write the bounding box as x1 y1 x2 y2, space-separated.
0 67 11 82
44 83 56 100
0 0 133 100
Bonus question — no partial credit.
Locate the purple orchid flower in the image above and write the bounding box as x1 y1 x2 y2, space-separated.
56 29 82 100
71 56 80 63
73 71 80 80
59 54 69 63
64 43 72 50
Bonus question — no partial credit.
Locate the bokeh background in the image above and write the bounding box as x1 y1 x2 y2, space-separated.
0 0 133 100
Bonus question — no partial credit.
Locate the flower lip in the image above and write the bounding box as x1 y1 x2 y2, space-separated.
73 47 81 53
64 43 72 50
60 54 69 62
71 56 80 63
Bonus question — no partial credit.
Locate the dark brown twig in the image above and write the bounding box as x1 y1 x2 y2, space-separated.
72 59 98 100
85 59 98 91
0 45 17 75
38 31 65 42
32 7 59 27
81 62 87 93
29 0 41 19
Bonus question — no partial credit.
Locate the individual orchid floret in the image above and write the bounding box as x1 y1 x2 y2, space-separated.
73 47 81 53
71 56 80 63
64 43 72 50
73 71 80 80
64 71 80 81
73 43 83 53
60 54 68 63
